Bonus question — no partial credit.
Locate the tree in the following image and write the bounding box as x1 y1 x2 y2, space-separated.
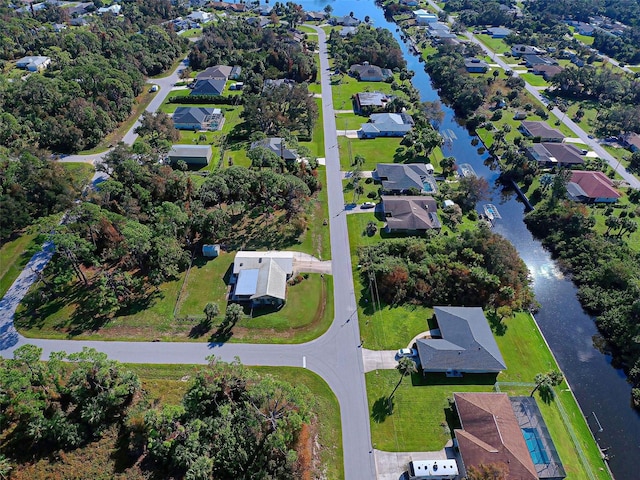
455 176 490 212
467 462 509 480
550 169 572 205
223 303 244 328
0 455 12 480
530 370 564 397
134 111 180 154
323 4 333 15
440 156 456 177
204 302 220 323
390 356 417 400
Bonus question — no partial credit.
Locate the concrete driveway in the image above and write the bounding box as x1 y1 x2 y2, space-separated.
362 349 400 373
374 446 457 480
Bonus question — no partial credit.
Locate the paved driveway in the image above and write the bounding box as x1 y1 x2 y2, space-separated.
362 349 399 373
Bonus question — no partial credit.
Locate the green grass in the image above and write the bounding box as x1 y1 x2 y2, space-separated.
338 136 404 170
297 25 319 34
122 364 345 479
331 74 400 111
297 166 331 260
300 99 325 157
180 27 202 37
336 112 366 131
17 250 334 344
520 72 549 87
365 311 612 479
0 232 40 298
574 33 595 46
474 34 512 56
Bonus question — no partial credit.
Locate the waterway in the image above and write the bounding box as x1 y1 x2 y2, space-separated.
296 0 640 477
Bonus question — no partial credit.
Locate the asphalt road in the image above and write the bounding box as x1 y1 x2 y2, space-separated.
0 32 375 478
59 56 190 166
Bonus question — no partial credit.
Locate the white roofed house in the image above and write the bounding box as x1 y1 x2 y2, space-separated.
230 251 294 307
16 56 51 72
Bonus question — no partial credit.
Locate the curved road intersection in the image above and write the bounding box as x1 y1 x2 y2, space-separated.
0 28 376 478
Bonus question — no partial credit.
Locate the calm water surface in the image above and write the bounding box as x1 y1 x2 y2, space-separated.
296 1 640 476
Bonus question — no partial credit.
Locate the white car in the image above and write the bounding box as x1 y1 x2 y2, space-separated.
397 348 417 358
361 202 376 209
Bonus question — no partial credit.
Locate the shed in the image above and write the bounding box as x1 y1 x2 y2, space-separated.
443 199 455 208
202 244 220 257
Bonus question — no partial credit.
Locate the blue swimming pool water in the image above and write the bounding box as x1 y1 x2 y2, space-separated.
522 428 550 464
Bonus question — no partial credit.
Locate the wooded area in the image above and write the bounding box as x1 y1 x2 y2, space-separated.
0 1 187 153
358 227 534 312
0 347 314 479
525 200 640 408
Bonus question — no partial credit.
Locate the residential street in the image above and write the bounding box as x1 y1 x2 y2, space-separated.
0 31 375 479
58 56 190 166
424 0 640 189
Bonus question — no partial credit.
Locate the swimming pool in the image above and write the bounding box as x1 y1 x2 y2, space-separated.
522 427 550 464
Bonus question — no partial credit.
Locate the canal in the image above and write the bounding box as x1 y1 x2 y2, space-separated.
296 0 640 477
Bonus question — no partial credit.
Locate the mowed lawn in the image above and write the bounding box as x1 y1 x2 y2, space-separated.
331 74 400 111
338 136 403 170
16 246 334 344
365 311 611 479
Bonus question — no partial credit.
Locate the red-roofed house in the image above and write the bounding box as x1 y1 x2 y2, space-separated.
454 393 539 480
567 171 621 203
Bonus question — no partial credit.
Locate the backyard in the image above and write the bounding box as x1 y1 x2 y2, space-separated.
365 311 611 480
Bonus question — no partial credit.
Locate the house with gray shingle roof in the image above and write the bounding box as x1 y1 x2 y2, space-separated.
349 63 393 82
16 55 51 72
190 78 226 96
353 91 392 114
172 107 224 131
374 163 437 195
382 196 441 233
416 307 506 376
359 113 414 138
519 121 564 142
197 65 234 81
250 138 297 161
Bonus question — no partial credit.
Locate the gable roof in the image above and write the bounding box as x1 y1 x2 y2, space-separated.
375 163 436 193
464 57 489 71
362 113 414 134
349 63 393 81
454 393 538 480
416 307 506 373
233 251 294 276
250 137 297 160
382 196 441 231
519 121 565 141
569 171 620 200
197 65 233 81
354 91 391 107
168 145 213 160
531 64 564 78
190 78 226 96
525 143 584 166
173 107 219 125
235 259 287 301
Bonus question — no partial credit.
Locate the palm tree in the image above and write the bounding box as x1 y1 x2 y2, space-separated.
390 356 417 400
530 370 564 397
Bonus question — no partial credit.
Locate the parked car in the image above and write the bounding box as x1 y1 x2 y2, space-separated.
397 348 417 358
361 202 376 209
149 85 158 92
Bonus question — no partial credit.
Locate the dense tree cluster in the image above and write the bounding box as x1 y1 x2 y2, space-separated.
143 359 312 479
358 226 533 309
21 143 320 319
0 345 140 453
328 25 406 72
242 83 318 138
0 152 82 243
444 0 518 28
424 46 488 119
1 349 315 479
525 200 640 408
189 18 317 84
0 5 187 152
526 0 640 63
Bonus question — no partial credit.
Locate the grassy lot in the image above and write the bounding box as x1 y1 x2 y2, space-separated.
365 311 612 479
79 88 158 154
331 74 400 111
574 33 595 45
520 72 549 87
336 112 367 131
475 34 513 56
300 99 325 157
0 232 39 298
297 25 319 34
16 248 334 343
338 136 404 170
297 166 331 260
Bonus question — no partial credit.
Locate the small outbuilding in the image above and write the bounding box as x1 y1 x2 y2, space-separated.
167 145 213 166
202 244 220 257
